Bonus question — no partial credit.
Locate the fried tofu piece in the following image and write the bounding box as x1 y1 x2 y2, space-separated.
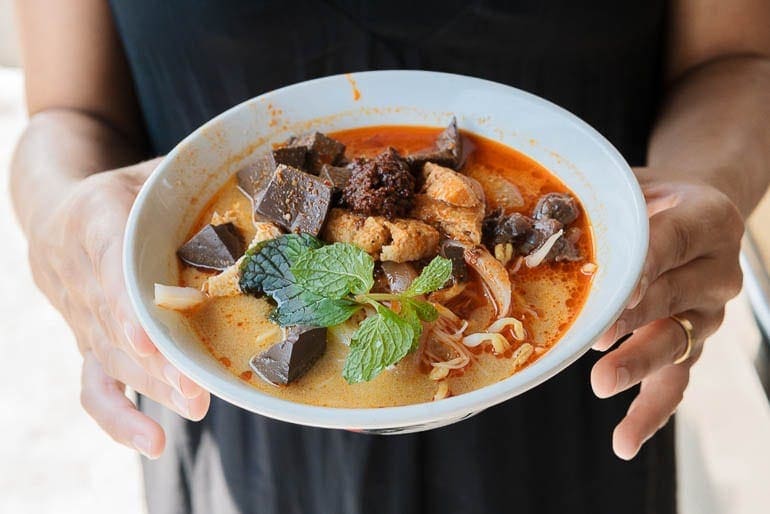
250 221 283 246
421 162 483 208
210 208 240 226
202 264 241 297
380 219 440 262
322 208 439 262
203 222 283 297
410 194 484 245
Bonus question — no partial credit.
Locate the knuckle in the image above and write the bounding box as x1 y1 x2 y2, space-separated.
82 219 112 265
711 191 745 243
670 218 692 265
138 370 156 399
710 308 727 334
102 410 126 443
666 276 684 315
102 347 121 379
727 266 744 299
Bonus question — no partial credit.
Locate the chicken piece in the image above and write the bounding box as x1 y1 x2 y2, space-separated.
420 162 483 208
410 164 485 244
322 208 439 262
202 222 283 297
410 194 484 245
380 219 440 263
321 208 390 255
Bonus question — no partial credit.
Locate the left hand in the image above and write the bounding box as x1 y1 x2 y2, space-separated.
590 167 744 460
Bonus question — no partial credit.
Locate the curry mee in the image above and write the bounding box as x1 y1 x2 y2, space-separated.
154 119 595 407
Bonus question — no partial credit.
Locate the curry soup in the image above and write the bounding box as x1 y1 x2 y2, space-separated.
166 124 593 407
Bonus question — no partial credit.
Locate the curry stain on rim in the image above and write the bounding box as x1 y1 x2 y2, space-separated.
345 73 362 101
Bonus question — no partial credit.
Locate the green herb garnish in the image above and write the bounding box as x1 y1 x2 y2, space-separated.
342 303 415 383
291 243 375 298
239 234 359 326
239 234 453 383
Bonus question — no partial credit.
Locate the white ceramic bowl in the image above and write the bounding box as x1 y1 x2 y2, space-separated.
124 70 648 433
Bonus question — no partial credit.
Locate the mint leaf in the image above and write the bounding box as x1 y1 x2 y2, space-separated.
239 233 322 296
398 300 437 351
239 234 328 326
399 301 423 351
404 256 453 297
291 243 374 299
406 299 438 323
273 293 360 326
342 305 415 383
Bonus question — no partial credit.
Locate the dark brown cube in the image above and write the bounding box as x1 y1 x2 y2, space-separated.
236 146 308 201
255 164 333 236
250 326 327 385
319 164 352 191
288 132 345 173
177 223 245 271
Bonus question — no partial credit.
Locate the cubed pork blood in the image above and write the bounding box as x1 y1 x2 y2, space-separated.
236 146 308 202
406 117 464 171
177 222 245 271
249 325 327 385
287 132 346 174
319 163 353 199
255 164 333 236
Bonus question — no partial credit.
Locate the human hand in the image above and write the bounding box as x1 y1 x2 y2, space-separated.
27 158 210 458
590 168 744 460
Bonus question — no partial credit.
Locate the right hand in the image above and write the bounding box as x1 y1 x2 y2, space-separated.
28 158 210 458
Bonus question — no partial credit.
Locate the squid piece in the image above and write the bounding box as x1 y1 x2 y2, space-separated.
462 244 512 319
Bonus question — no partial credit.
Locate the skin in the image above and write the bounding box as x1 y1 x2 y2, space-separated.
10 0 770 462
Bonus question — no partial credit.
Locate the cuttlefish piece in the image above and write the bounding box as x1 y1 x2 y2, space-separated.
462 244 512 319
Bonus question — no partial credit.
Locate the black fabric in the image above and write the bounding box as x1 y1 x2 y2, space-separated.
110 1 675 512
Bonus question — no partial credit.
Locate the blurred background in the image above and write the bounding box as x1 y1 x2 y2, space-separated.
1 2 770 513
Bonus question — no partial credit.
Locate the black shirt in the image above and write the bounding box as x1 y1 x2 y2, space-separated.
109 2 674 513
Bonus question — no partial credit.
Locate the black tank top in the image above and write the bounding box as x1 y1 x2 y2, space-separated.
109 2 674 513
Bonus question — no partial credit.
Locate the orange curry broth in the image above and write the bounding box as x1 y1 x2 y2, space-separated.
178 126 594 407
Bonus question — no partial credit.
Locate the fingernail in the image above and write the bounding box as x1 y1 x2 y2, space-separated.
124 322 136 351
132 435 153 458
629 277 647 308
615 366 630 393
163 364 182 395
171 390 189 417
614 319 628 341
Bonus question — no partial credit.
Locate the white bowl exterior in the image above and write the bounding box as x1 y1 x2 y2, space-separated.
124 71 648 431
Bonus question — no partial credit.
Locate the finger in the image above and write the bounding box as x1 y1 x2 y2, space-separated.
628 190 742 307
100 345 210 421
80 351 166 459
82 207 158 358
94 240 204 397
81 234 203 399
593 255 739 351
612 364 690 460
591 309 717 398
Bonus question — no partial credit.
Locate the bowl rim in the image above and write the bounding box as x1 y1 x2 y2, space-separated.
124 70 648 429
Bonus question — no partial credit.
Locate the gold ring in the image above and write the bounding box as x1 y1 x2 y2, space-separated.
670 315 693 365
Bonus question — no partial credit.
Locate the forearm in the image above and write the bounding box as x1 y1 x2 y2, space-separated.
10 109 146 235
649 55 770 216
